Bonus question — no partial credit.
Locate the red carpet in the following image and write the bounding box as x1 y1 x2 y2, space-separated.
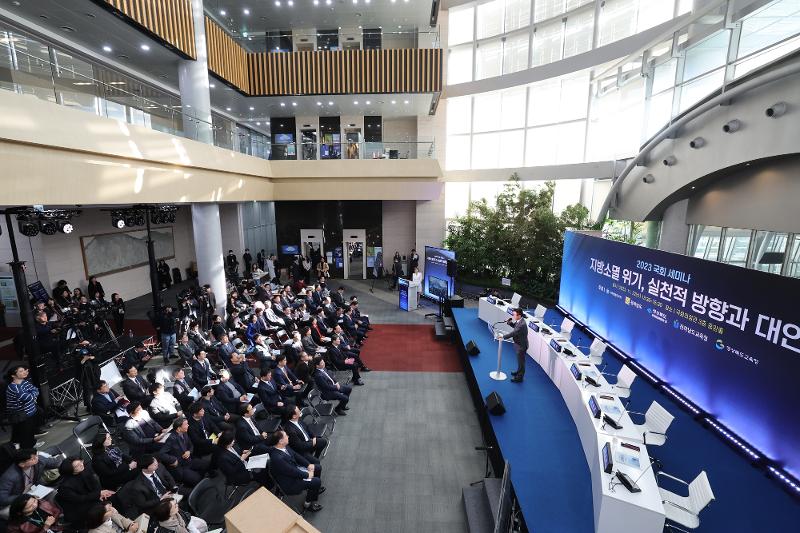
356 324 462 372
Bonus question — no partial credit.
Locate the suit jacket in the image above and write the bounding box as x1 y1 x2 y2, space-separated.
191 358 215 388
200 396 230 427
0 455 62 507
122 415 164 456
313 369 342 400
91 389 122 419
235 417 265 450
163 431 194 465
342 314 359 336
331 292 346 308
229 362 256 391
256 379 282 410
188 416 219 456
55 469 103 525
327 344 351 367
273 365 299 390
92 448 135 490
294 361 312 383
176 342 195 363
502 318 529 350
267 447 312 495
218 342 237 365
172 377 195 408
301 335 320 354
215 446 254 486
118 467 176 519
283 420 317 456
122 376 150 404
216 379 246 412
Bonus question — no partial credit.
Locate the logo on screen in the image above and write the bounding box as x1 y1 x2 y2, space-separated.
625 297 631 305
673 320 680 329
715 339 725 350
647 307 652 314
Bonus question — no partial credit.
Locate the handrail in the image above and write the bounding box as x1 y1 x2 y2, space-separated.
594 58 800 224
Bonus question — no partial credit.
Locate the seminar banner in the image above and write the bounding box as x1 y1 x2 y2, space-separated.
559 231 800 478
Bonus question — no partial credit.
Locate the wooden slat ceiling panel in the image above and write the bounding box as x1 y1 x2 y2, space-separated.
102 0 196 59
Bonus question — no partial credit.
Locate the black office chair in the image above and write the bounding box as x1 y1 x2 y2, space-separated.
72 415 108 460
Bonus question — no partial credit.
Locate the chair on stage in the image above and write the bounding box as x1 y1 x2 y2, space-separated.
577 338 608 369
604 364 637 406
657 470 714 532
532 305 547 321
555 317 575 341
73 415 108 460
629 401 675 447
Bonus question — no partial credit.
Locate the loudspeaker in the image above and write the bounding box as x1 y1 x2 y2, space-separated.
485 392 505 415
466 340 480 356
446 259 458 278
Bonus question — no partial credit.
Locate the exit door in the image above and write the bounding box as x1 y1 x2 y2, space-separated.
342 229 366 280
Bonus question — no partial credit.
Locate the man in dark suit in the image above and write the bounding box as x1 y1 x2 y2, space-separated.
163 417 210 486
214 431 270 487
235 404 270 455
256 368 286 414
312 356 351 416
118 455 178 519
0 449 62 508
91 380 127 426
216 369 252 412
171 368 196 409
187 401 220 457
229 353 257 391
327 336 364 385
122 402 174 464
200 386 238 432
265 430 323 512
121 366 150 405
499 307 529 383
273 354 303 398
217 334 239 366
342 308 366 344
191 351 216 389
293 351 313 383
176 334 197 366
282 406 327 464
331 286 346 309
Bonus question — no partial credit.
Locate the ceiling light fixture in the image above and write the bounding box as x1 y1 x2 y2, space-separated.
317 101 322 106
404 100 409 104
209 83 216 88
292 102 297 106
328 101 333 106
256 122 261 126
275 0 281 6
326 0 332 4
102 45 112 52
243 8 250 15
226 107 232 111
314 0 319 4
140 44 150 51
288 0 294 5
391 100 396 104
220 9 226 15
366 100 371 105
354 100 359 104
249 106 255 110
280 102 286 107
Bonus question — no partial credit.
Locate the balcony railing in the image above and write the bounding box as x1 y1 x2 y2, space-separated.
232 28 441 53
270 140 436 161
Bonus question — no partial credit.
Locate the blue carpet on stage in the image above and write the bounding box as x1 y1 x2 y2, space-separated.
453 307 800 533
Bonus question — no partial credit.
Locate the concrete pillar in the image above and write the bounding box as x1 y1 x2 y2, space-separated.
178 0 213 144
659 199 691 254
191 204 226 317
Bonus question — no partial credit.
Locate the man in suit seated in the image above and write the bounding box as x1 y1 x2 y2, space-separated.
282 405 327 465
216 334 239 367
91 380 128 426
251 334 276 370
210 314 227 341
229 352 257 391
191 350 217 389
176 334 197 367
265 430 324 512
121 366 150 405
214 431 270 488
117 455 178 519
148 382 182 428
0 449 62 510
349 298 372 329
273 354 304 400
312 356 352 416
171 368 196 410
343 306 368 344
331 286 347 309
256 368 287 415
294 351 313 384
186 401 220 457
235 404 271 455
123 343 152 371
215 369 252 414
121 402 174 463
199 385 239 433
327 336 364 386
163 417 210 487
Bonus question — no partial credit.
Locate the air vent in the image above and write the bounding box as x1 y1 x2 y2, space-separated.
60 26 76 33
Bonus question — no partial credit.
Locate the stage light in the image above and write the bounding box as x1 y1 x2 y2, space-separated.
689 137 705 149
723 119 741 133
39 220 58 235
151 212 163 225
58 220 74 234
765 102 787 118
111 215 125 229
18 220 39 237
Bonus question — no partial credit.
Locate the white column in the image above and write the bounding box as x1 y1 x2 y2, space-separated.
659 199 691 254
191 204 226 316
178 0 213 144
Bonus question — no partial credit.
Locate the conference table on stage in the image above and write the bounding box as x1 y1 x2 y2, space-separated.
477 297 666 533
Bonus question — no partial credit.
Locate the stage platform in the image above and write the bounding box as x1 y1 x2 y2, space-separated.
452 307 594 533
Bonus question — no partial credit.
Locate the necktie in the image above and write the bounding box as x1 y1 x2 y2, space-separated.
200 420 208 438
324 371 334 384
246 417 259 435
294 421 309 441
150 473 167 496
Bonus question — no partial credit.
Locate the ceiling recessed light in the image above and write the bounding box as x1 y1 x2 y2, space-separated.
317 101 322 106
275 0 280 5
249 106 255 111
354 100 359 104
404 100 409 104
398 25 402 29
226 107 232 111
291 102 297 106
328 101 333 106
391 100 396 104
280 102 285 107
266 122 270 125
366 100 371 104
353 0 358 4
243 8 250 15
219 9 226 15
140 44 150 51
209 83 216 88
256 122 261 125
288 0 294 5
242 31 248 37
102 45 112 52
326 0 332 4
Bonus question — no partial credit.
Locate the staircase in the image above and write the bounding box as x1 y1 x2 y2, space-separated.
462 477 502 533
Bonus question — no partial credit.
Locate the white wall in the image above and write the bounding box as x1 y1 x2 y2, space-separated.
659 199 690 254
34 207 196 302
219 203 245 256
382 201 417 267
416 189 447 273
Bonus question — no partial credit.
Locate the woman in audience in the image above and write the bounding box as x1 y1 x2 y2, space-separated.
55 457 115 527
111 293 126 335
87 277 105 300
55 288 72 309
7 494 63 533
150 497 208 533
91 433 138 490
72 287 84 302
86 502 139 533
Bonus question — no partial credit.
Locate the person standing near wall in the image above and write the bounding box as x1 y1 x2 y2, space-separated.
5 365 47 448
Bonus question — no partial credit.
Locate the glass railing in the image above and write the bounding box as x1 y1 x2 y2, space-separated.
228 28 441 53
269 140 436 161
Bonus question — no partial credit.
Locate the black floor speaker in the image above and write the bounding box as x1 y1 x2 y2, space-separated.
485 392 506 415
466 340 480 356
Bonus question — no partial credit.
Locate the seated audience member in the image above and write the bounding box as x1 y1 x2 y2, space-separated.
171 368 196 410
119 456 177 519
186 402 220 457
245 314 261 346
342 307 367 344
163 417 210 487
265 430 323 512
187 321 212 351
213 431 269 487
123 344 152 372
293 351 314 383
301 327 323 355
199 386 239 431
327 336 364 385
7 493 63 533
55 457 115 527
190 351 216 389
228 353 257 391
121 367 150 405
350 298 372 329
0 449 62 509
215 370 250 413
235 404 271 455
122 402 172 462
91 433 138 490
251 334 275 369
85 502 138 533
216 335 238 367
273 355 304 399
226 311 246 339
331 286 346 309
148 383 182 428
309 317 332 347
91 380 128 427
209 315 226 342
262 300 285 329
256 368 286 414
176 334 197 367
150 496 208 533
282 406 327 465
312 356 352 416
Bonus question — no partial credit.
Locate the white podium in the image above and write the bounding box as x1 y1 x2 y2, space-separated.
490 322 513 381
408 281 420 310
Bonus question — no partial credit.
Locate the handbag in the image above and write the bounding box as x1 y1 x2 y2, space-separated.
6 409 27 424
